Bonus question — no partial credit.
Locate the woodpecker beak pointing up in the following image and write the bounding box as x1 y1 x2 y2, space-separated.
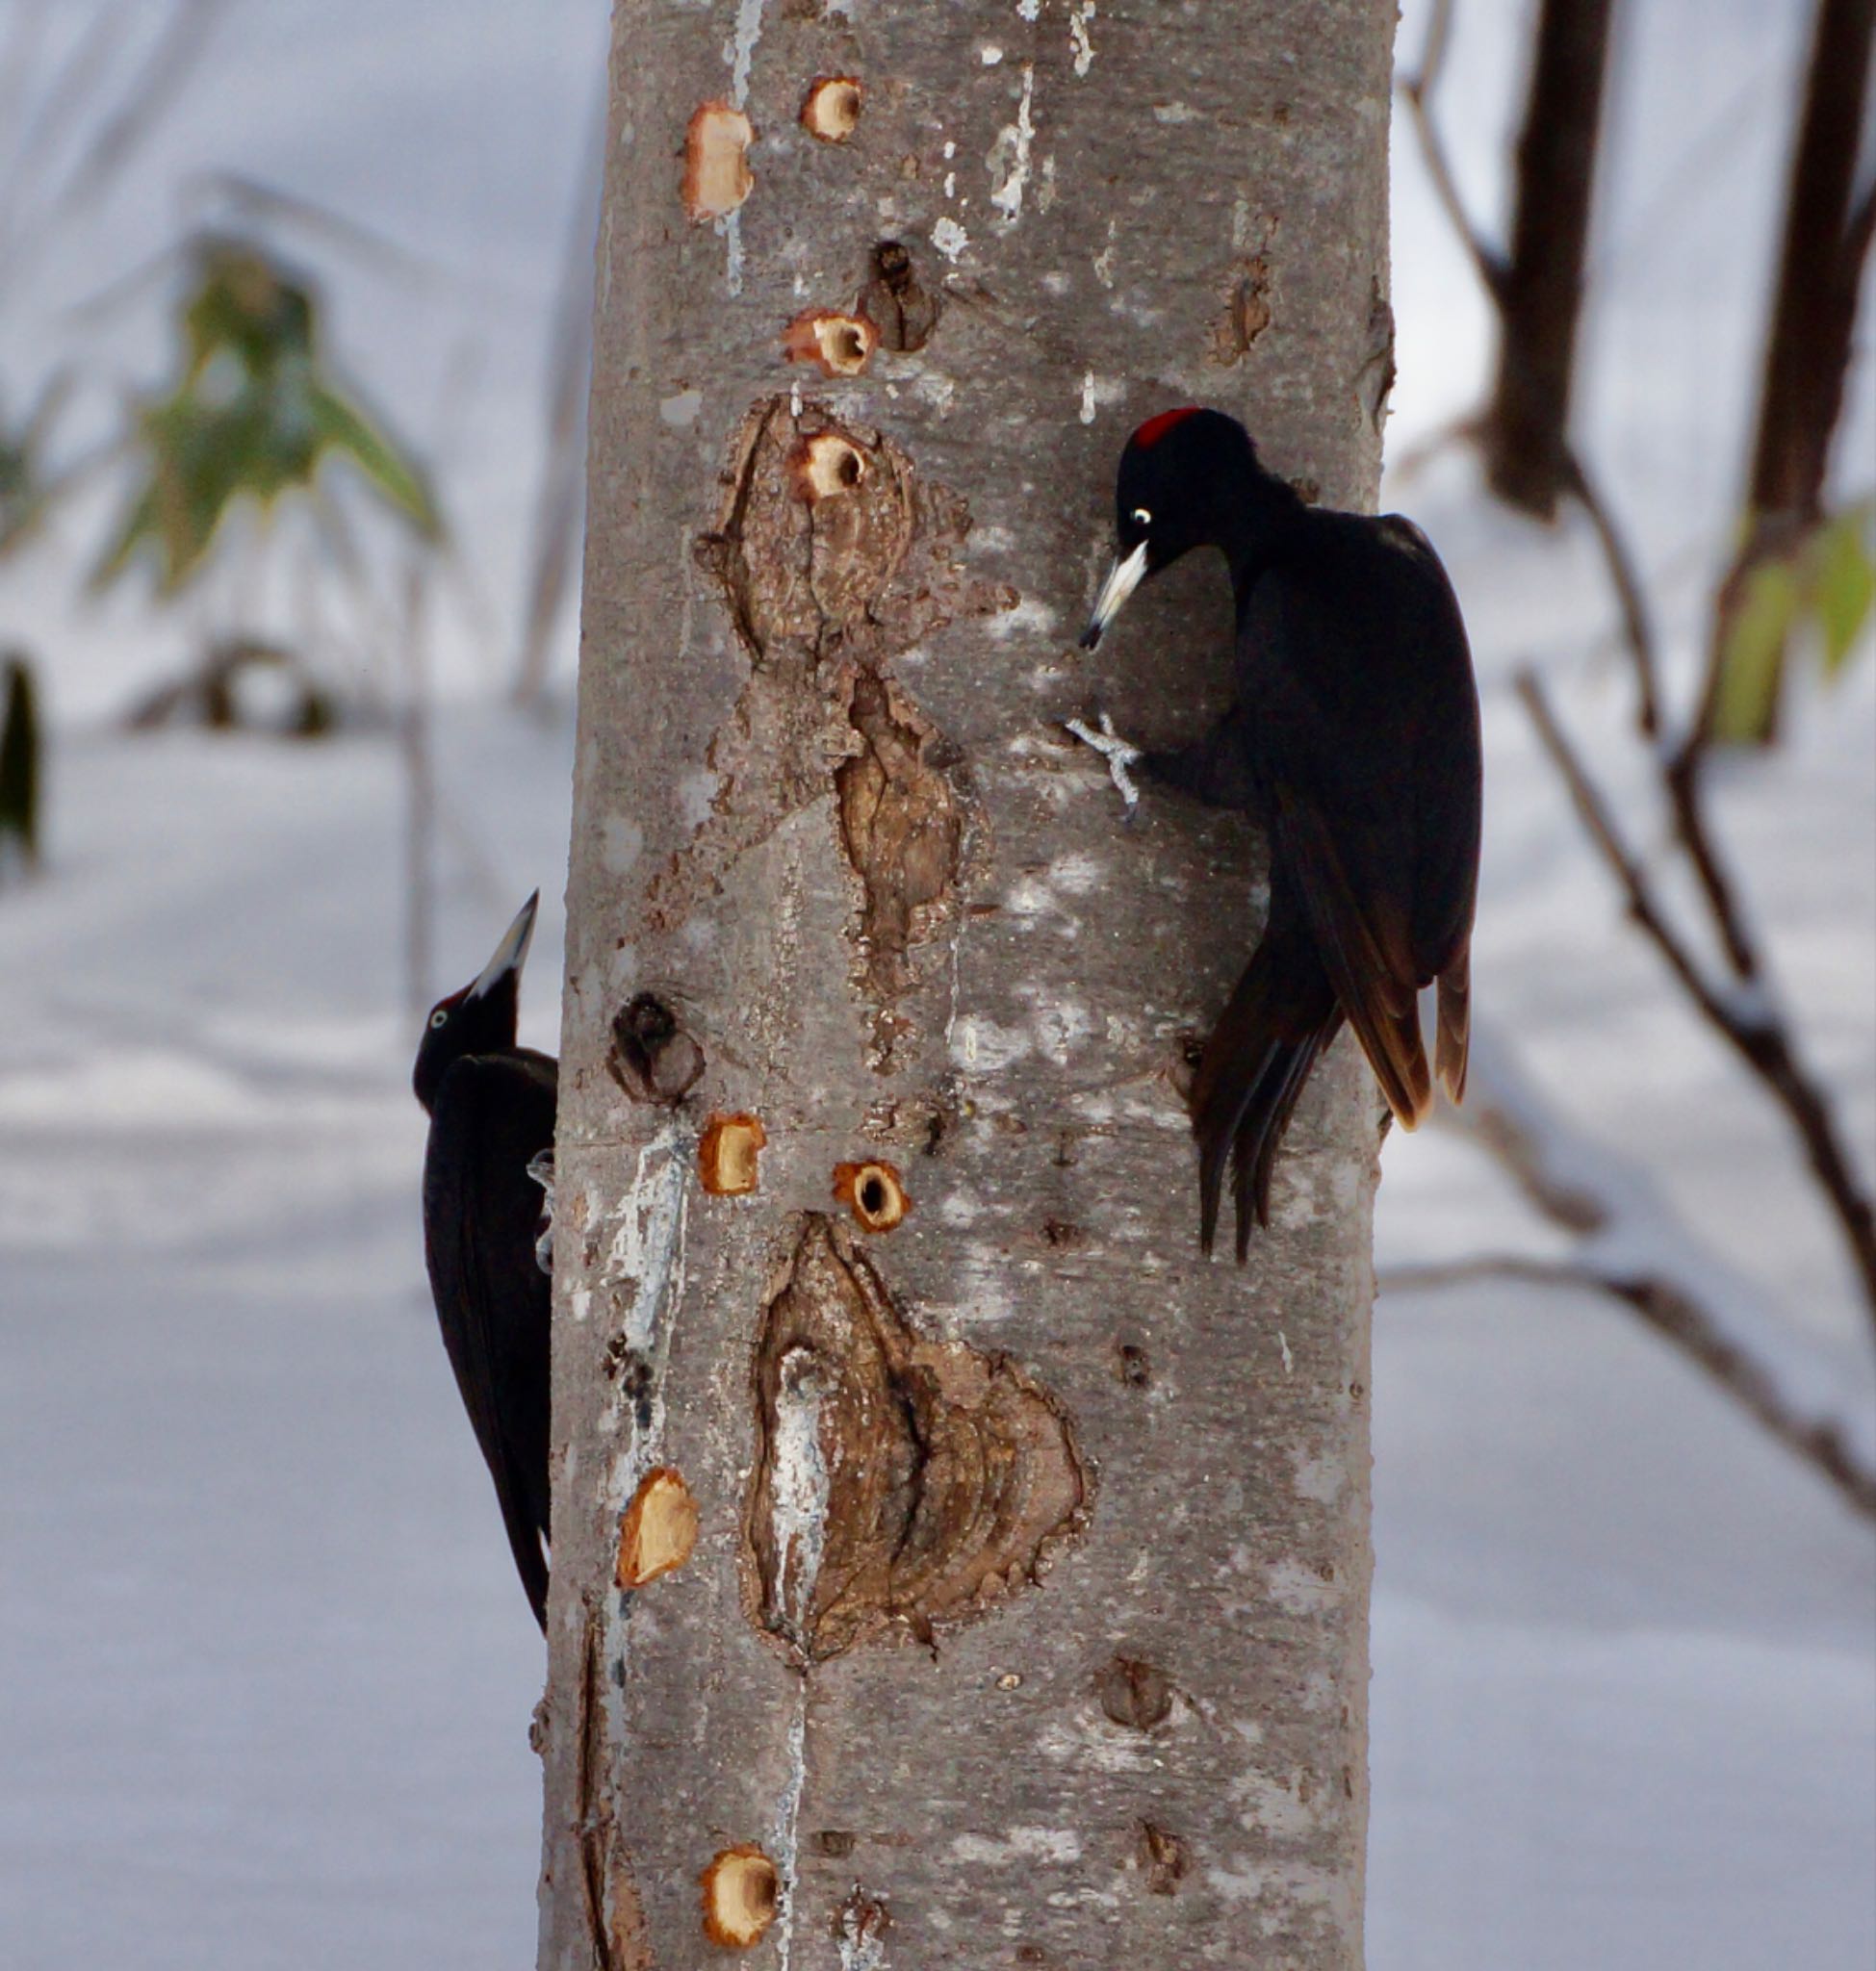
1079 540 1149 650
468 890 540 1000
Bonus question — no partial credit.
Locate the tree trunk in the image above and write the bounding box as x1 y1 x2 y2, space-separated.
1483 0 1615 521
1698 0 1876 746
542 5 1393 1967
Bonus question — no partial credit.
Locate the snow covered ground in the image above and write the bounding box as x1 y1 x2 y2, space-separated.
2 2 1871 1967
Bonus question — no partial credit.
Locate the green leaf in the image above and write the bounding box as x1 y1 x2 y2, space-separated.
1811 505 1875 678
1713 556 1799 744
90 234 444 598
303 382 441 538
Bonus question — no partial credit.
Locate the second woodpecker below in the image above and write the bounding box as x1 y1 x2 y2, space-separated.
412 892 555 1630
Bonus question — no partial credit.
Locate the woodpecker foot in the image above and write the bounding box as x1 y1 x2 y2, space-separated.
1064 711 1144 820
526 1148 555 1277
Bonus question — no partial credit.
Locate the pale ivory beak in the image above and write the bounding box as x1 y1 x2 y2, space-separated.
1079 540 1149 650
468 890 540 999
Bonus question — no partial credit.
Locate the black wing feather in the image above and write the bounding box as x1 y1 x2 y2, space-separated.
1236 512 1480 1130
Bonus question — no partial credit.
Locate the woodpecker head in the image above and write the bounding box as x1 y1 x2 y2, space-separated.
413 891 539 1113
1080 406 1264 649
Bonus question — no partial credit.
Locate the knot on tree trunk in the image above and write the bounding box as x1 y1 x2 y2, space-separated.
743 1214 1090 1664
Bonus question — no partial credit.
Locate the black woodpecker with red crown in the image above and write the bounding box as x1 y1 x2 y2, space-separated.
1070 406 1481 1259
412 892 556 1629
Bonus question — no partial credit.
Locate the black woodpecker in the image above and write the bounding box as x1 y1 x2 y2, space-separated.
413 892 554 1629
1071 406 1481 1259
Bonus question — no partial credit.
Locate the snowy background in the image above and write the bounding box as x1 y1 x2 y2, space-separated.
2 2 1871 1967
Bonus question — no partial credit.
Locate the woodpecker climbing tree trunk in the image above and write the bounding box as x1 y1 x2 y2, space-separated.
542 5 1395 1966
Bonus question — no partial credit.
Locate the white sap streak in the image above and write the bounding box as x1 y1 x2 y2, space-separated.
1068 1 1096 75
770 1348 829 1642
719 0 763 291
726 0 765 108
601 1125 690 1507
722 210 745 296
989 63 1037 225
770 1687 810 1971
837 1898 889 1969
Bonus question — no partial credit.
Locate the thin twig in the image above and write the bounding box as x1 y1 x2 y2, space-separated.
1517 669 1876 1335
1556 447 1660 736
1399 0 1507 302
1384 1256 1876 1519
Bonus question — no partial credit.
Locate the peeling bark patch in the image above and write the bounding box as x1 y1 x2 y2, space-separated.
657 400 1007 936
701 1844 781 1948
784 309 878 377
833 1158 910 1232
616 1466 699 1587
802 75 862 141
836 672 964 1005
858 241 940 353
744 1216 1089 1664
698 399 914 665
683 104 754 221
1208 255 1273 366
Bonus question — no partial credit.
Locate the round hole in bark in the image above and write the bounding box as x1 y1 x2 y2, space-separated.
700 1845 780 1948
783 308 878 378
1114 1342 1151 1389
832 1159 910 1232
801 75 862 141
791 431 869 503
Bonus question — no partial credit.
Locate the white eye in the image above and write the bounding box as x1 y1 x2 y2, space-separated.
1131 506 1152 526
429 1009 449 1030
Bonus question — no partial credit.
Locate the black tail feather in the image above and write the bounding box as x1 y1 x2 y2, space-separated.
1192 888 1342 1260
500 1496 551 1632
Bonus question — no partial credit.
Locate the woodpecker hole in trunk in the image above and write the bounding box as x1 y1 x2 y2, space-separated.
682 103 754 220
784 309 877 378
792 431 867 503
615 1466 699 1587
699 1845 780 1948
1096 1654 1173 1731
801 76 862 142
609 992 706 1106
858 239 940 353
699 1113 766 1195
832 1158 910 1232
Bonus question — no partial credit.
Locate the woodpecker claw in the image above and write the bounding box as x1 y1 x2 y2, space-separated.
526 1148 555 1277
1064 711 1144 819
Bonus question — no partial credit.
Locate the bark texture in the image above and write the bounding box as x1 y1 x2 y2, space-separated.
543 5 1394 1967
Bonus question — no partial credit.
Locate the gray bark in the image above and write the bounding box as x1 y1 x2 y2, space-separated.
542 4 1394 1967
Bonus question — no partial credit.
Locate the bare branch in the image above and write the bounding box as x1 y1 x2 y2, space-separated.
1399 0 1507 301
1383 1255 1876 1519
1515 674 1876 1335
1484 0 1616 519
1556 446 1661 737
